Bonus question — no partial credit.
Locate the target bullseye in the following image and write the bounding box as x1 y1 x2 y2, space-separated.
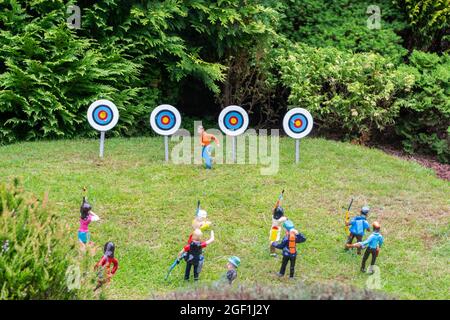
150 105 182 136
87 99 120 158
150 104 182 162
218 105 249 136
283 108 313 139
87 100 119 132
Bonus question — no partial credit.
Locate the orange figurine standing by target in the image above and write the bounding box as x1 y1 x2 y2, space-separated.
269 190 288 256
198 125 220 169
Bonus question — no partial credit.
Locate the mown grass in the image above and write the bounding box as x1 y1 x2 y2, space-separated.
0 136 448 299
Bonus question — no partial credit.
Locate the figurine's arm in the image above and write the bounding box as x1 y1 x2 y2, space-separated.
211 135 220 147
90 211 100 221
271 237 287 249
178 246 188 259
94 256 105 270
111 258 119 275
205 230 215 245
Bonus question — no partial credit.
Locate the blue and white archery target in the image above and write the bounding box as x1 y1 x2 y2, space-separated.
150 104 181 136
218 105 249 136
87 100 119 132
283 108 314 139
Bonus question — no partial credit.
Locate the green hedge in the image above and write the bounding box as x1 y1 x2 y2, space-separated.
0 179 92 299
271 43 449 162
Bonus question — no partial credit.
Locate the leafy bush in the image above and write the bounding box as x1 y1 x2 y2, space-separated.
394 0 450 52
0 1 149 144
0 179 91 299
271 43 415 143
0 0 278 144
395 51 450 163
276 0 408 63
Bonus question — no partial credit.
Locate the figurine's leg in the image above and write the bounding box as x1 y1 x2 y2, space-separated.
361 248 370 272
205 146 212 169
184 262 192 280
289 256 296 278
356 235 363 255
345 234 355 251
279 256 289 276
78 231 87 251
197 256 204 274
193 263 199 281
369 249 377 272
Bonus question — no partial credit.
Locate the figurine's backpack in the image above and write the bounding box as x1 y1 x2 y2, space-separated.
185 241 203 264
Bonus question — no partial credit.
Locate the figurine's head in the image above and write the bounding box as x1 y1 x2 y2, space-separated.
227 256 240 270
191 229 202 241
197 125 205 135
273 206 284 220
283 220 295 232
197 209 208 220
361 206 370 216
372 221 381 231
80 197 92 220
103 241 115 258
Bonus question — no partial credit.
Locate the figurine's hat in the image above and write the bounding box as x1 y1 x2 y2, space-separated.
228 256 241 268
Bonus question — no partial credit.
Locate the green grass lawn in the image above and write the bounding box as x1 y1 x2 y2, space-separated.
0 136 448 299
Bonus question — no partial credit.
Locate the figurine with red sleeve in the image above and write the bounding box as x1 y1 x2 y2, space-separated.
94 241 119 291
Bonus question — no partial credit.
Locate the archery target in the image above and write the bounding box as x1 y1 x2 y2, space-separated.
218 105 249 136
87 100 119 132
150 104 181 136
283 108 314 139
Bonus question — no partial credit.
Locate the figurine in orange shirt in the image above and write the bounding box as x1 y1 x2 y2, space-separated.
198 125 220 169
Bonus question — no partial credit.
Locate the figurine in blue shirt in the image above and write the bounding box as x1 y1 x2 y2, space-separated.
271 220 306 278
345 206 371 254
348 221 384 273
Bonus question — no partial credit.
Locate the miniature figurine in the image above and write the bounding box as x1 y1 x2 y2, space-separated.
94 241 119 291
271 220 306 278
78 197 100 249
347 221 384 274
190 201 212 243
269 190 287 256
345 206 371 254
198 125 220 169
225 256 240 285
179 229 215 281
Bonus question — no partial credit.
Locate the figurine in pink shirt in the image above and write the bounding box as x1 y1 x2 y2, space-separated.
78 197 100 249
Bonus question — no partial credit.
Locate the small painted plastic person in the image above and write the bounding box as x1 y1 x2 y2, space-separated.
78 197 100 249
190 208 212 243
347 221 384 274
226 256 240 285
269 191 288 256
179 229 214 281
345 206 370 254
94 241 119 291
271 220 306 278
198 125 220 169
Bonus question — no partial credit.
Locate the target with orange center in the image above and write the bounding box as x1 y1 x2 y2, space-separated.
150 104 182 136
87 100 119 132
283 108 313 139
218 105 249 136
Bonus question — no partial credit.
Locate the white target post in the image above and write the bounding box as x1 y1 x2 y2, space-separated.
150 104 182 162
218 105 249 163
283 108 314 164
87 100 120 158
